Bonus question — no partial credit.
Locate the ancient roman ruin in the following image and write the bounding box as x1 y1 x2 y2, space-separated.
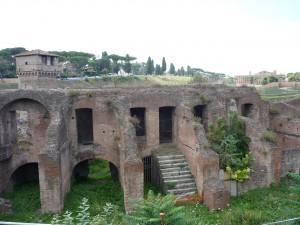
0 50 299 213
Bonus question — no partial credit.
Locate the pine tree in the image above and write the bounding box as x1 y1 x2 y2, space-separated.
169 63 175 74
162 57 167 74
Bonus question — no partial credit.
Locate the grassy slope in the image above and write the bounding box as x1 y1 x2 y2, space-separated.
259 86 300 102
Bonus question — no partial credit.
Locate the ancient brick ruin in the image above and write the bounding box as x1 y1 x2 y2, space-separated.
0 50 299 214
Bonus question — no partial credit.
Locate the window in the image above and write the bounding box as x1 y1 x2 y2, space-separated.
130 108 146 136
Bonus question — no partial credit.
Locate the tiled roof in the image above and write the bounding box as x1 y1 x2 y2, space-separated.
15 49 59 57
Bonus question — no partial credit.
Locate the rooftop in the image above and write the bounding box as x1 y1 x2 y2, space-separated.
14 49 59 57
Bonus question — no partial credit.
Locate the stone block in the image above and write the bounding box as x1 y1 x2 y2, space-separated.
203 188 230 210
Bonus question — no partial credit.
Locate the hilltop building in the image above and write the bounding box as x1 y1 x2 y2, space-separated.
15 50 61 89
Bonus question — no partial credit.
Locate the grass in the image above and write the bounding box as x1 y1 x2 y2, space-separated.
259 86 300 102
1 161 300 225
58 75 199 89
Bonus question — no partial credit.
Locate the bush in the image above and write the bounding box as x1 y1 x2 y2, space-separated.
208 112 252 182
261 130 277 143
125 190 196 225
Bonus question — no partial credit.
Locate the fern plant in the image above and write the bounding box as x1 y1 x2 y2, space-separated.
125 190 195 225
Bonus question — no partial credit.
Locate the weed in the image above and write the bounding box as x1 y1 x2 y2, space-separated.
261 130 277 143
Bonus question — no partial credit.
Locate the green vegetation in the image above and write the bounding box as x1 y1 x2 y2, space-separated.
208 112 252 182
261 130 277 143
262 75 279 85
259 86 300 102
0 47 26 78
2 174 300 224
126 190 195 225
287 72 300 82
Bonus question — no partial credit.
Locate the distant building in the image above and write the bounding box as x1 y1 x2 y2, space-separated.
15 50 61 89
235 70 283 86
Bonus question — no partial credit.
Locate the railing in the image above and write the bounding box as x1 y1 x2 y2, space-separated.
0 144 12 161
262 217 300 225
0 222 50 225
151 154 166 194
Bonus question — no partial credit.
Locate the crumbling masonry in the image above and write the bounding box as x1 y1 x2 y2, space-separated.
0 50 299 213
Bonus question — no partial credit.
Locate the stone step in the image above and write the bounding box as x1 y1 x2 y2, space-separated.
162 170 191 177
163 174 193 180
175 182 197 189
167 187 197 195
176 191 198 199
158 158 186 164
156 155 185 160
159 162 188 169
165 178 194 184
160 167 189 173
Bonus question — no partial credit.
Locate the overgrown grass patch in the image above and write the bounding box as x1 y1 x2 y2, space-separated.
2 171 300 224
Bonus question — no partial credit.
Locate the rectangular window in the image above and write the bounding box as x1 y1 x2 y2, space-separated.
130 108 146 136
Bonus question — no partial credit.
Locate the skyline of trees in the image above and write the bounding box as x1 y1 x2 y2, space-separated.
0 47 226 79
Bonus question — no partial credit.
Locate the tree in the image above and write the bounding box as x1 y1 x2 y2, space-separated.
180 66 185 76
146 57 153 75
155 64 161 75
109 54 124 74
169 63 175 75
161 57 167 74
262 76 279 85
187 65 192 76
151 59 155 75
123 54 136 74
0 47 26 78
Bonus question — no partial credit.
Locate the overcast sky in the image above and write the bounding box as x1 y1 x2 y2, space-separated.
1 0 300 75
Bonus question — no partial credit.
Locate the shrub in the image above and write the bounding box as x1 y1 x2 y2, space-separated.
125 190 196 225
208 112 252 182
261 130 277 143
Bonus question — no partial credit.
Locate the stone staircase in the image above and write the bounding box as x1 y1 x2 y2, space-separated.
156 153 197 198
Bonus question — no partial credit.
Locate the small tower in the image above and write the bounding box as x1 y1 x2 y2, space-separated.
15 50 61 89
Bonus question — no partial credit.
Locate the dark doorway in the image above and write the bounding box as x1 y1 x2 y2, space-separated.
242 103 254 118
193 105 206 122
159 107 174 143
11 163 39 187
130 108 146 136
76 108 94 145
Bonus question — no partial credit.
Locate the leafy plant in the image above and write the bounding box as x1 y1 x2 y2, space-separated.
208 112 252 181
125 190 195 225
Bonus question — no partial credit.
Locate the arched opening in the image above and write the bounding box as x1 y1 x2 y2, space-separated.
0 98 50 159
66 158 123 212
10 163 39 187
241 103 254 118
7 163 41 214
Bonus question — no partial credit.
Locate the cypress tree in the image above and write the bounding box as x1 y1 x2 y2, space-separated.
162 57 167 73
169 63 175 75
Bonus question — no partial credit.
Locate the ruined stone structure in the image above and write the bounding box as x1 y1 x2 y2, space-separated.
0 50 298 214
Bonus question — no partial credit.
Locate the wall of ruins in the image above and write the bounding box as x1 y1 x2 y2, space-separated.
0 85 297 213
